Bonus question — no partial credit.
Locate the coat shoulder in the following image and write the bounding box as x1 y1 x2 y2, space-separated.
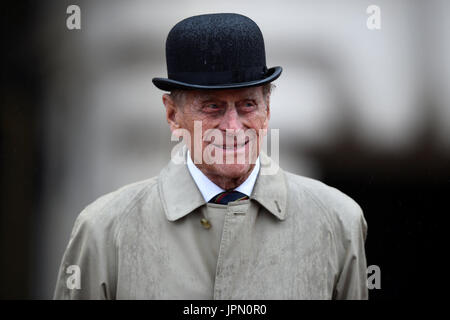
73 176 159 236
283 170 365 230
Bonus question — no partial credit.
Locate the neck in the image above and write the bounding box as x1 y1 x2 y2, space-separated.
201 165 255 190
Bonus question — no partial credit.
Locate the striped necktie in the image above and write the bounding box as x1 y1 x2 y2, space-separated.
208 190 249 205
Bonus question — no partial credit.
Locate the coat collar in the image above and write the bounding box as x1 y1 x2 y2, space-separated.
158 144 287 221
251 151 287 220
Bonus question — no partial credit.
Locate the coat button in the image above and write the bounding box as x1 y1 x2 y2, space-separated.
200 218 211 229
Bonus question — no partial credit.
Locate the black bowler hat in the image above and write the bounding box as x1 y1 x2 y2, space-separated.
152 13 282 91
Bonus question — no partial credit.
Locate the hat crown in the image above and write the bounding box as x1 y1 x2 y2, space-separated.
165 13 267 83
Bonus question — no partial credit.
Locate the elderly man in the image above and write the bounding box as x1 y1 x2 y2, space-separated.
54 13 368 300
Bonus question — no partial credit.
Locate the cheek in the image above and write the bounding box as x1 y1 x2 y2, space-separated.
201 118 216 129
248 112 269 131
199 117 221 138
178 116 218 143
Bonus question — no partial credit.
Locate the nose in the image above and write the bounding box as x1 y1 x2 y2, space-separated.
218 106 244 132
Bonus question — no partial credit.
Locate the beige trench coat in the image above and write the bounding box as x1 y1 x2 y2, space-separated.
54 149 368 299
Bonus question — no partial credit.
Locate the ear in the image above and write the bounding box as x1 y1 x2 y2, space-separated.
163 94 181 133
262 94 271 130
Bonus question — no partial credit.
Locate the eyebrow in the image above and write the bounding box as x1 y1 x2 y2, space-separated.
198 95 258 102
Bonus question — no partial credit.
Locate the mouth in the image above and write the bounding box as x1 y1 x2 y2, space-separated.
211 138 250 150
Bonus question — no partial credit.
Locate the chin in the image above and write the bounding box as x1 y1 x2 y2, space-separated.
210 162 252 179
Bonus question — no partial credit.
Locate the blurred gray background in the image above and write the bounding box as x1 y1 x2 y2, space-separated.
1 0 449 299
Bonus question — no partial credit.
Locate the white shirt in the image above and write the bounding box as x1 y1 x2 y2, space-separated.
186 149 260 202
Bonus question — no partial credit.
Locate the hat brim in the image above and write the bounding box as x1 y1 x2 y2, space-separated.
152 66 282 91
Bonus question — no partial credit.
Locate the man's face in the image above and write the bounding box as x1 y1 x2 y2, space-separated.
164 86 270 182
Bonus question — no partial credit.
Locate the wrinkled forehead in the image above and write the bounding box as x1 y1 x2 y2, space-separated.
188 86 264 102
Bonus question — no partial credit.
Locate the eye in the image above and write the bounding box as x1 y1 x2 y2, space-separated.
241 100 256 110
202 103 222 113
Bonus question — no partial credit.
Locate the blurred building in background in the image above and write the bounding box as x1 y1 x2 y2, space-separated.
1 0 449 299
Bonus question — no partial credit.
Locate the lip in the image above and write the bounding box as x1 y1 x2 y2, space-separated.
211 139 250 151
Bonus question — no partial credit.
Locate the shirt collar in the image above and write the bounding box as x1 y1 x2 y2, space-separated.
158 144 287 221
186 149 260 202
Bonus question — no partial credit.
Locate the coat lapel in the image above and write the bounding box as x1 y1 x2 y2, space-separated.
251 151 288 220
158 145 206 221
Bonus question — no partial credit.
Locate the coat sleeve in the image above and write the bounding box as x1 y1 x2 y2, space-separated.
53 209 116 300
333 208 368 300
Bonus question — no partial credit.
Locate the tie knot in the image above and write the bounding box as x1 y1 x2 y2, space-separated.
209 190 249 205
